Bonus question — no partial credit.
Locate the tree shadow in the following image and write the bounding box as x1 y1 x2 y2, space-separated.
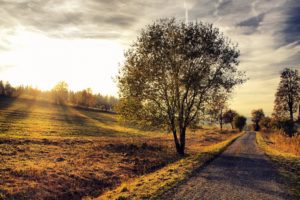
74 108 117 125
0 98 35 133
54 105 125 137
0 97 17 110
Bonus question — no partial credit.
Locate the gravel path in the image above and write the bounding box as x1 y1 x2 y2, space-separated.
161 132 291 200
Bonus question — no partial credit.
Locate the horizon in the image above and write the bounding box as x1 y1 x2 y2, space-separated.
0 0 299 117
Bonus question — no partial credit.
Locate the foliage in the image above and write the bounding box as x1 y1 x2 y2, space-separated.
118 18 245 155
272 119 296 137
0 81 16 97
233 115 247 131
222 109 238 129
259 116 272 130
273 68 300 122
251 109 265 131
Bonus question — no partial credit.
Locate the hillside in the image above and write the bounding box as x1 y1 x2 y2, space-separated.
0 97 143 138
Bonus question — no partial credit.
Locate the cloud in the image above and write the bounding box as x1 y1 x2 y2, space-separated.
0 0 299 116
282 0 300 43
238 14 265 28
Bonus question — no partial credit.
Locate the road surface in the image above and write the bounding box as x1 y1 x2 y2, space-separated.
161 132 291 200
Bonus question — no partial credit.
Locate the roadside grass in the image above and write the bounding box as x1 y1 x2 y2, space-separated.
256 132 300 198
0 97 240 199
97 133 243 200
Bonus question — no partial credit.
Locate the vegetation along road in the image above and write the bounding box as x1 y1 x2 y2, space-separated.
161 132 291 200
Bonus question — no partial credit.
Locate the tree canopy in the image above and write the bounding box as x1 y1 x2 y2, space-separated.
52 81 69 104
273 68 300 122
207 88 229 131
234 115 247 131
223 109 238 129
251 109 265 131
118 18 245 155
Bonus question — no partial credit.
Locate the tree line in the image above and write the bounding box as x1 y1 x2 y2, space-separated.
0 80 118 111
52 81 118 111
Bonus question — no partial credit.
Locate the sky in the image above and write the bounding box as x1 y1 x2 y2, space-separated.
0 0 299 116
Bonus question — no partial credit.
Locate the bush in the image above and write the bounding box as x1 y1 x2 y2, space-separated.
259 117 272 131
272 119 296 137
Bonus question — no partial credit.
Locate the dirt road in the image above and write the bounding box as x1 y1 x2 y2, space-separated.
161 132 291 200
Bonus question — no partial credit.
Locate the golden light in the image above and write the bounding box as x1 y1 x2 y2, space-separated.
0 28 125 95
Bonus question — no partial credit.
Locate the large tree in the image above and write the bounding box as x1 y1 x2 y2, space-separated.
118 19 245 155
273 68 300 123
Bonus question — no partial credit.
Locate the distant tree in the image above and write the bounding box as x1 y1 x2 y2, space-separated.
0 81 5 96
223 109 238 129
118 18 245 155
207 88 229 131
273 68 300 123
234 115 247 131
78 88 95 107
251 109 265 131
52 81 69 104
4 82 14 97
259 116 272 131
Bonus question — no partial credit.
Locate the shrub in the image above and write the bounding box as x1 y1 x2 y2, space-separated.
259 117 272 131
271 119 296 137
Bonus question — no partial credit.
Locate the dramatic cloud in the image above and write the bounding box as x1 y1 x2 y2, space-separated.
0 0 299 116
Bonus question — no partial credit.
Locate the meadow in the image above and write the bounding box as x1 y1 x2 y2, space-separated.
0 97 238 199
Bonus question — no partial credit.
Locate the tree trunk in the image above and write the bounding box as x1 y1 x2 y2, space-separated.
172 129 182 155
289 103 294 122
171 125 186 156
231 122 234 129
255 122 259 131
220 121 223 131
220 110 223 131
178 127 186 156
298 104 300 122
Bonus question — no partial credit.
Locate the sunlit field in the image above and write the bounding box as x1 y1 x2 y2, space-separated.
0 97 238 199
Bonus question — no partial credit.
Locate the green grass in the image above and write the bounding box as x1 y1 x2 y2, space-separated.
97 133 243 200
256 132 300 198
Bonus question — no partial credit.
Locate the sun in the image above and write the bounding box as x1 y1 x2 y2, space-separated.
0 28 125 96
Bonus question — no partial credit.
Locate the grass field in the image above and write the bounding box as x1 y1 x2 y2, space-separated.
0 97 239 199
257 131 300 198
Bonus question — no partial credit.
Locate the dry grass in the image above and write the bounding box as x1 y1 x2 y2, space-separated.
264 131 300 156
257 131 300 198
0 97 239 199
